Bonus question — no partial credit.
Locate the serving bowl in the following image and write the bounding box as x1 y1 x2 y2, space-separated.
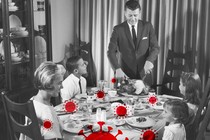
11 56 22 62
11 52 18 57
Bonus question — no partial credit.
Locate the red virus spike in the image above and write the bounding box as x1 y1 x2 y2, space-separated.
107 126 113 132
87 125 93 132
115 129 123 137
125 137 129 140
98 121 105 132
78 130 87 138
78 121 126 140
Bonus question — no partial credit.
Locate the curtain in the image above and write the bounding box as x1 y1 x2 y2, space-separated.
76 0 210 90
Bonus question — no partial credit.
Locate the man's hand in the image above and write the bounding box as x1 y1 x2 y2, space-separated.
115 68 128 78
144 61 154 74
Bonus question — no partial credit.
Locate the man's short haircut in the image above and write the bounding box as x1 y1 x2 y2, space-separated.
125 0 141 11
66 56 82 73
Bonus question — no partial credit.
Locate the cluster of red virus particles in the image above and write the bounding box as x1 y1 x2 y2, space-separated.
78 121 128 140
63 99 78 113
43 119 53 131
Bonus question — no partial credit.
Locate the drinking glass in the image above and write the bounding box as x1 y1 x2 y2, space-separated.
98 80 107 91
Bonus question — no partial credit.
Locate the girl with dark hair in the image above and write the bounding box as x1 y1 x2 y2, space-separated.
162 99 189 140
179 72 202 115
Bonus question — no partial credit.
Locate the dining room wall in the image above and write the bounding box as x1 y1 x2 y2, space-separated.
51 0 74 62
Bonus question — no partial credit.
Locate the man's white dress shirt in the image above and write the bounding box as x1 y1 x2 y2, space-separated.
60 74 87 102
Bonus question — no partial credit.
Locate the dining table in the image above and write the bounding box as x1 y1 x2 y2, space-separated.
54 88 182 140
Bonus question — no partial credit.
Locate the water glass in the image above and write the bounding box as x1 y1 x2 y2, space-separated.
98 80 107 91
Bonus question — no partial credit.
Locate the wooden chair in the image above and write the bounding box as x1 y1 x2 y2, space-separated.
1 91 43 140
196 100 210 140
156 50 193 96
185 77 210 140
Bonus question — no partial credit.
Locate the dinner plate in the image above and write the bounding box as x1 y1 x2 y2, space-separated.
119 92 133 97
9 15 22 28
63 120 90 134
70 112 88 121
75 94 88 100
109 118 126 126
126 116 155 128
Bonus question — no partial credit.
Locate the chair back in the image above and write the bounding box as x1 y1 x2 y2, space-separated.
1 91 43 140
185 77 210 140
161 50 193 96
196 100 210 140
194 77 210 137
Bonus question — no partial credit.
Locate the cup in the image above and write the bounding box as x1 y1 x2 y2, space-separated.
87 94 95 103
108 90 117 97
98 80 107 91
111 103 121 114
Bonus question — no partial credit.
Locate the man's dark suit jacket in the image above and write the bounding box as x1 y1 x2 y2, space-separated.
107 20 160 79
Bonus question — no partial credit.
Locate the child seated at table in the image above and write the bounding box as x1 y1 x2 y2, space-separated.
162 99 189 140
19 61 65 140
179 72 201 116
60 56 88 102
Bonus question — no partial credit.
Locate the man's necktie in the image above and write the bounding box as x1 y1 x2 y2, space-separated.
79 80 82 94
132 25 137 49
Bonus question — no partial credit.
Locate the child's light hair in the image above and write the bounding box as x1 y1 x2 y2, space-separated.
34 61 62 90
57 64 66 76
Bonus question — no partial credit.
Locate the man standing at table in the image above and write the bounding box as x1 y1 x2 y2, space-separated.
107 0 160 83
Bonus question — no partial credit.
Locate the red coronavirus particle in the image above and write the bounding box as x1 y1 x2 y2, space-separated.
96 90 105 99
111 78 117 83
63 99 78 113
140 129 158 140
147 95 158 106
43 119 53 130
114 104 132 119
78 121 129 140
